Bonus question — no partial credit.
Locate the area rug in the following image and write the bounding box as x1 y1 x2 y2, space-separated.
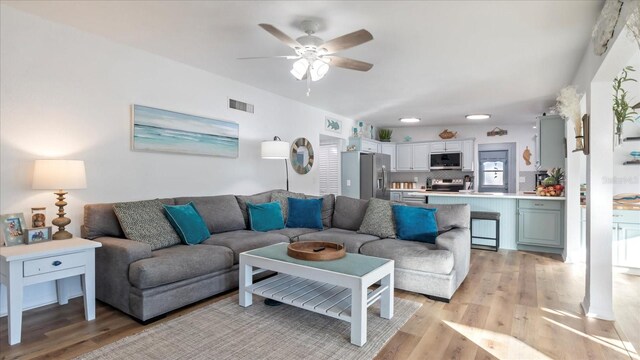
76 295 421 360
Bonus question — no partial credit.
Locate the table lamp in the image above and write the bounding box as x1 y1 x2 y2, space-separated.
32 159 87 239
261 136 290 191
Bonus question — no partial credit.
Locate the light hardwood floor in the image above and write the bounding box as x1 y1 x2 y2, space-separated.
1 249 638 359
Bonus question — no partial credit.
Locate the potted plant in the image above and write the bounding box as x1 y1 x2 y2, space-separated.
378 128 393 142
612 66 637 145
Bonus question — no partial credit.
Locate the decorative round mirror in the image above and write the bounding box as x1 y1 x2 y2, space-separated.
290 137 314 174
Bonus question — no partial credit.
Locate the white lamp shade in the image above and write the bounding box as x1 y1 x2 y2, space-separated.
32 160 87 190
261 140 290 159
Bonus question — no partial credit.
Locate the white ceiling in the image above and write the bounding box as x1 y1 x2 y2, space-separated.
5 1 603 127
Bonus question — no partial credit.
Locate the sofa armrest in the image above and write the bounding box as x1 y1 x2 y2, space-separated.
93 237 152 314
436 227 470 288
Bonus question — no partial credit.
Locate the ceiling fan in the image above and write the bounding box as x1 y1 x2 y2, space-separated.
239 20 374 96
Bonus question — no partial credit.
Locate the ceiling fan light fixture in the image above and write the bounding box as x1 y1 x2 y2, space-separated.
399 117 421 123
465 114 491 120
290 58 309 80
310 59 329 81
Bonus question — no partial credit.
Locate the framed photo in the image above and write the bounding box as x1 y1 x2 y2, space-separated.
325 117 342 134
24 226 52 244
1 213 27 247
131 104 239 158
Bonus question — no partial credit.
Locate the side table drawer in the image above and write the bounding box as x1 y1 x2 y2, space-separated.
23 252 86 277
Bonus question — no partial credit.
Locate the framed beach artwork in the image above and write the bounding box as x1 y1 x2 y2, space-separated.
132 105 239 158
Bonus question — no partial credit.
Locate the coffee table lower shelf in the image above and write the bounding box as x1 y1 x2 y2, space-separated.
246 273 388 322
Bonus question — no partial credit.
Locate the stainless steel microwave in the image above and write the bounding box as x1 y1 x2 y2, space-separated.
430 152 462 170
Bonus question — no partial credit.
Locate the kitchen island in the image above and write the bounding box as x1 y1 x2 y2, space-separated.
407 191 566 254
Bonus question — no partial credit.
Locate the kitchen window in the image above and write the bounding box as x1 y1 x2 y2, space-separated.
478 149 510 193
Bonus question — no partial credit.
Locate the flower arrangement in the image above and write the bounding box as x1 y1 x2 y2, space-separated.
612 66 638 144
556 86 583 150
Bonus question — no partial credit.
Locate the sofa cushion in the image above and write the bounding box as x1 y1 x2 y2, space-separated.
307 194 335 229
296 228 380 253
174 195 245 234
203 230 289 264
113 199 181 251
128 244 234 289
359 239 454 275
332 196 369 231
268 227 321 240
358 198 396 238
236 191 273 228
286 198 323 229
393 205 438 243
163 202 210 245
271 190 306 222
248 202 285 232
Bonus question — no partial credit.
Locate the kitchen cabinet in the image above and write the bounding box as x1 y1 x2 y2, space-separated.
430 141 461 153
517 199 564 248
395 143 429 171
535 115 565 170
582 209 640 268
412 143 429 170
348 137 379 153
462 140 474 171
379 143 396 172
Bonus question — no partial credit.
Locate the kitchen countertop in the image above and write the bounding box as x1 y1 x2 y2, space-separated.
389 188 425 192
581 204 640 211
406 191 566 201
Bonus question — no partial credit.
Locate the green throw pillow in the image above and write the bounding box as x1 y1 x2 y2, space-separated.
247 201 285 232
113 199 181 250
163 202 210 245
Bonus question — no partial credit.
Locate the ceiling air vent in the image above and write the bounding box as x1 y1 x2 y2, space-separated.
228 98 254 113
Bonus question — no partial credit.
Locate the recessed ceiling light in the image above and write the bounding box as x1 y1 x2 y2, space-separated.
399 117 421 123
465 114 491 120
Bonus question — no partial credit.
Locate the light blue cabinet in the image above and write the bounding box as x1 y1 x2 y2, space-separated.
517 199 564 248
535 115 565 170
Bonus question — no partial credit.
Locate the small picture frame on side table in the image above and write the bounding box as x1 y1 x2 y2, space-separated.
1 213 27 247
24 226 53 244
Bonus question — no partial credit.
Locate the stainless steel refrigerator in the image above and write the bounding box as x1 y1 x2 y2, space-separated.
360 153 391 200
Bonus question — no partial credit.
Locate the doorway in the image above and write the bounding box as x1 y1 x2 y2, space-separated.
318 134 343 195
477 143 516 193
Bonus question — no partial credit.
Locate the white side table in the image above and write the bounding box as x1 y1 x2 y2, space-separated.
0 238 101 345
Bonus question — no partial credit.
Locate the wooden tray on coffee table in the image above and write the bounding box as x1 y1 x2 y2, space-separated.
287 241 346 261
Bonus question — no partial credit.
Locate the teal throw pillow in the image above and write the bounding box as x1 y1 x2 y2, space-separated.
286 197 323 229
163 202 210 245
392 205 438 243
248 201 285 232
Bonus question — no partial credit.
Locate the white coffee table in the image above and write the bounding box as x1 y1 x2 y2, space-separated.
239 243 394 346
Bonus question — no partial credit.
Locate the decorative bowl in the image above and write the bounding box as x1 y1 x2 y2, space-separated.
613 193 640 204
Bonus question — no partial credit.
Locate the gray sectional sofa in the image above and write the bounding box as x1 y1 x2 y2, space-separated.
82 190 470 321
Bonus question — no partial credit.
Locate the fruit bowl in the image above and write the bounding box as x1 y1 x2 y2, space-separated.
536 184 564 197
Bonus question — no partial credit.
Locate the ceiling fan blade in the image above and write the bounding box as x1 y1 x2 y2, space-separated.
237 55 300 60
258 24 302 50
320 29 373 54
324 56 373 72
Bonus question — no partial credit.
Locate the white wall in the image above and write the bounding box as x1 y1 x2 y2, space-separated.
0 6 353 314
389 123 538 191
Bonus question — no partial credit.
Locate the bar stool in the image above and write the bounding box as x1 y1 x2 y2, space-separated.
470 211 500 251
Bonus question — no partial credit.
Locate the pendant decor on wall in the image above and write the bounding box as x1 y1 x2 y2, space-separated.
487 127 507 136
523 146 532 166
131 105 239 158
290 137 314 174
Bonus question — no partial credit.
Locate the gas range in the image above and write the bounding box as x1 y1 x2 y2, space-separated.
429 178 464 192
